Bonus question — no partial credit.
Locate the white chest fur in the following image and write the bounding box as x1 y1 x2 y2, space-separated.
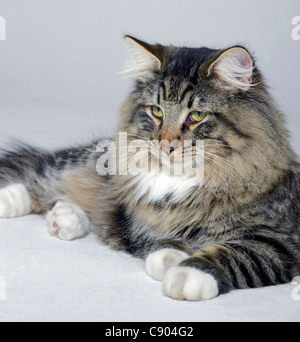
132 172 202 203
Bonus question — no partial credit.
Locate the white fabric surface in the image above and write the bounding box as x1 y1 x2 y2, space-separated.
0 214 299 322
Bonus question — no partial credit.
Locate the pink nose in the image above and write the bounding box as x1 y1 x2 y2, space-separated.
160 146 175 156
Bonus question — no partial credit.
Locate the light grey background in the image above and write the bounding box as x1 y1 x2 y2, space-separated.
0 0 300 322
0 0 299 152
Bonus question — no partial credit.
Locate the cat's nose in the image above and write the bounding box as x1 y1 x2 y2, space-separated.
160 146 175 156
159 141 177 156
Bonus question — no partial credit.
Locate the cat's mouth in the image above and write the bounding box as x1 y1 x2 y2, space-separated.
148 142 205 178
121 137 207 178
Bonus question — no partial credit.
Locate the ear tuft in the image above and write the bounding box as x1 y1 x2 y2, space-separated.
207 47 254 91
121 36 161 79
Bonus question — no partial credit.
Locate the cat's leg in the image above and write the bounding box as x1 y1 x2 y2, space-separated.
0 183 31 218
46 201 91 241
0 183 91 240
163 235 299 301
0 143 101 241
145 241 219 301
160 245 224 301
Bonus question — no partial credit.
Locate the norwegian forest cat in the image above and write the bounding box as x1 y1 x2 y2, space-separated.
0 36 300 301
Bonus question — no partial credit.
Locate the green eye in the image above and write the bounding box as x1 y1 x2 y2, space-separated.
190 111 206 123
151 106 164 119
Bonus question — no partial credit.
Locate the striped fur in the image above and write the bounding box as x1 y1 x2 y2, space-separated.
0 36 300 300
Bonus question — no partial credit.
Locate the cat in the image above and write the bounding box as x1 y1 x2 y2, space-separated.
0 35 300 301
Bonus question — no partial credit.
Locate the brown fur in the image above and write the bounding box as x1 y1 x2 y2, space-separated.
58 169 103 216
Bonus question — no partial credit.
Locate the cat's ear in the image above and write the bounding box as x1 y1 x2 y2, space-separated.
205 47 254 91
121 36 162 79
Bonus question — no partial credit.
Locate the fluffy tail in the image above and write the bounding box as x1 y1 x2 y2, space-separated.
0 143 54 187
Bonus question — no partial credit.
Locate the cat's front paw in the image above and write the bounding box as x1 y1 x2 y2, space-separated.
163 267 219 301
46 201 90 241
145 249 189 281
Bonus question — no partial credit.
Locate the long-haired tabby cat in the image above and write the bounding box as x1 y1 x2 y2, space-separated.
0 36 300 301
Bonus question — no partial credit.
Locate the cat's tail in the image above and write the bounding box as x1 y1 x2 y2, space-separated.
0 143 53 187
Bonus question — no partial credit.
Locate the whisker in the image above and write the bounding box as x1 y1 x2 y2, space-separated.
193 155 222 187
204 144 232 149
203 157 229 185
204 151 251 182
204 154 235 180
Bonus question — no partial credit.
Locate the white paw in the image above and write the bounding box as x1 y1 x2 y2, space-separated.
0 184 31 218
163 267 219 301
145 249 189 281
46 201 90 241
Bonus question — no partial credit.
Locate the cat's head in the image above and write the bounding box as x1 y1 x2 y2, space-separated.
118 36 291 192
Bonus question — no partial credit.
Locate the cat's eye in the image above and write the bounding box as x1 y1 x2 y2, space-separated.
150 106 164 119
189 111 207 123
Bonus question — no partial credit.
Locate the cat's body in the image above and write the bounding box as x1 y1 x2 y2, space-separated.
1 36 300 301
